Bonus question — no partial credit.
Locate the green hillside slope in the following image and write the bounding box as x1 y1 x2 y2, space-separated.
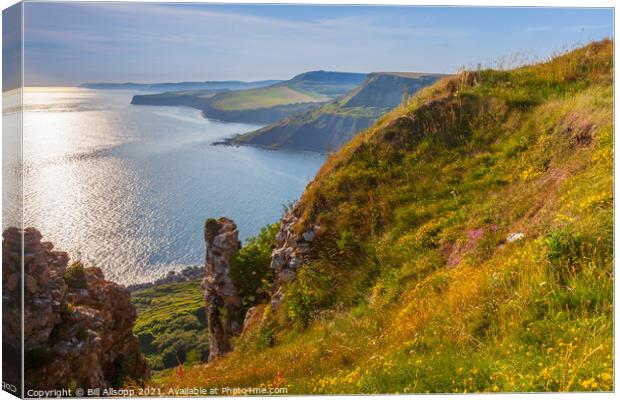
143 40 613 394
131 280 207 371
208 85 326 110
280 70 368 98
131 71 367 124
233 73 444 152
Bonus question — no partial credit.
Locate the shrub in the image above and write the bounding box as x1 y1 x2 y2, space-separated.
204 218 219 242
286 263 334 327
255 325 276 350
64 262 87 290
185 348 203 364
230 223 279 310
59 302 73 320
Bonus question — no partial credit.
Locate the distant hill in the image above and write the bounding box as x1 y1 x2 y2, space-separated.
130 71 369 124
79 80 282 92
231 72 444 151
279 70 368 98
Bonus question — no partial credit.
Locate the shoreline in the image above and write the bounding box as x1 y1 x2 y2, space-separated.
126 265 203 292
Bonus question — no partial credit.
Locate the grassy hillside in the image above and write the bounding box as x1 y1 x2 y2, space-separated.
233 72 443 151
130 90 220 110
131 280 208 370
140 40 613 394
131 71 366 124
208 86 326 111
281 70 368 98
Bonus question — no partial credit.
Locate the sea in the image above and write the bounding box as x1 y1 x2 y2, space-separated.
2 87 325 285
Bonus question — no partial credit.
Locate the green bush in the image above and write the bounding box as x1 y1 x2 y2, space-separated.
230 223 279 309
64 262 87 290
204 218 219 242
59 302 73 320
185 348 203 364
286 263 334 327
255 325 276 350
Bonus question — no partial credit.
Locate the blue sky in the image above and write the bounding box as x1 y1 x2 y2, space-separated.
17 3 614 86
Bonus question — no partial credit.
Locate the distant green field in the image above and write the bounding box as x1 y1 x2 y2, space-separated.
210 86 327 110
157 90 218 100
131 279 208 370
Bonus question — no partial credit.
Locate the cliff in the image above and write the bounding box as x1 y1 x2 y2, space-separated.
154 40 613 393
230 112 375 152
232 72 444 152
2 227 149 391
130 71 367 125
131 91 322 124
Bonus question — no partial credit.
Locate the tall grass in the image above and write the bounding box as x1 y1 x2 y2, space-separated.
134 40 613 394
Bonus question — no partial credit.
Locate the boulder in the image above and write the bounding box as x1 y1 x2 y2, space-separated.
507 232 525 243
302 230 315 242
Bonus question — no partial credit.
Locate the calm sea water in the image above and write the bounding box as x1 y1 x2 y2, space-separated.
7 88 325 284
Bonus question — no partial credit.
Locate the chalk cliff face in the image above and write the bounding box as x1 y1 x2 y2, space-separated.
201 218 242 361
2 227 149 391
233 112 376 152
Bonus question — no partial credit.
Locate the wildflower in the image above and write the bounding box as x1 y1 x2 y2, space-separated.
176 363 185 379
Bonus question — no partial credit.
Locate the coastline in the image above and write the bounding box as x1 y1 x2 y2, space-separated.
126 265 203 292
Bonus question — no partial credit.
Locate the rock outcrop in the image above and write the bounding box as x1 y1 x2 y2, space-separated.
270 207 320 308
2 227 149 391
201 218 242 361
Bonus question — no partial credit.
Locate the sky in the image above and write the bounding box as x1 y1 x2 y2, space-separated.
5 3 614 86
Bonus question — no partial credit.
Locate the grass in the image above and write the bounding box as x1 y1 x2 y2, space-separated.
131 280 208 370
210 86 327 110
130 40 613 394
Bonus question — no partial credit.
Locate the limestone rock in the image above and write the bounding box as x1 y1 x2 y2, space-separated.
507 232 525 243
279 269 297 283
2 227 149 391
201 217 242 361
241 304 266 335
269 206 320 308
302 230 315 242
